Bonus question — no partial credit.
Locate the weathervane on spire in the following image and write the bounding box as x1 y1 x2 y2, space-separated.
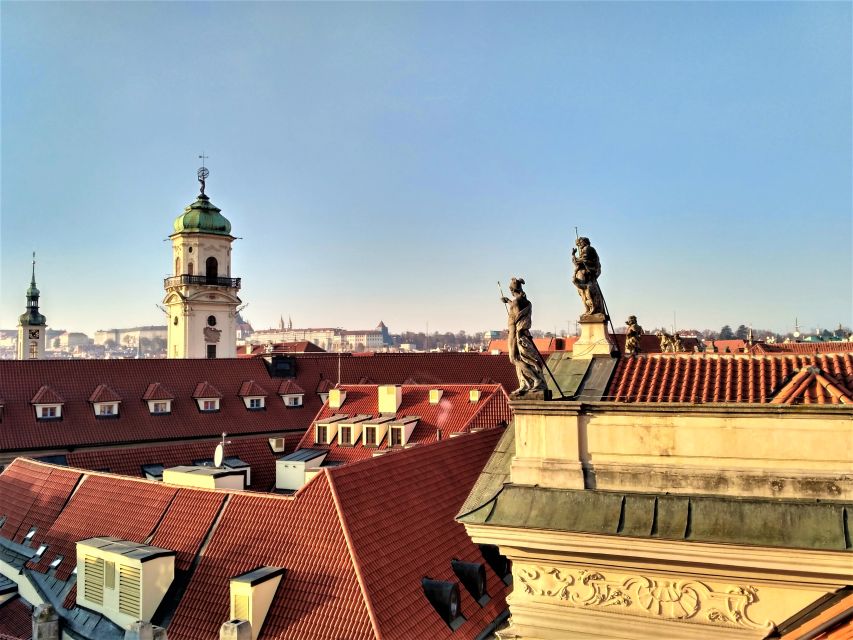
31 251 36 283
198 153 210 196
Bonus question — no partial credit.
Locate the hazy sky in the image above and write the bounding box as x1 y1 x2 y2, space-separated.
2 2 850 336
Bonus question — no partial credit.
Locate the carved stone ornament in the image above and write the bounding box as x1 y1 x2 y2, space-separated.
203 326 221 343
516 565 772 631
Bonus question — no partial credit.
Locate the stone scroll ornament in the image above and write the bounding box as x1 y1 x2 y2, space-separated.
517 565 773 631
500 278 548 397
571 237 606 319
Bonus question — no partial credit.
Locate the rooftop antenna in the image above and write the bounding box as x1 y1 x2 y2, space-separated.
197 153 210 196
214 432 231 468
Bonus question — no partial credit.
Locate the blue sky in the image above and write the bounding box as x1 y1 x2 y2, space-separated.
2 2 850 336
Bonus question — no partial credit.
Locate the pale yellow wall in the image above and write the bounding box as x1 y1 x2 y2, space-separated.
231 575 283 640
511 403 853 499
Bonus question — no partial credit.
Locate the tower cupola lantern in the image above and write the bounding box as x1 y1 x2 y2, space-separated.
163 161 241 359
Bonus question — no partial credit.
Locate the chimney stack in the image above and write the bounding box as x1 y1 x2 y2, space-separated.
31 604 60 640
378 385 402 414
220 620 252 640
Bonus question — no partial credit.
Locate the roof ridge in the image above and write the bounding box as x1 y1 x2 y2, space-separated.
325 472 383 640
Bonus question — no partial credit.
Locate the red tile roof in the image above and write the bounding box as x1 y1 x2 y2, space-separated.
28 473 177 579
0 461 81 547
142 382 175 401
237 380 267 397
327 428 507 639
316 378 334 393
606 353 853 403
192 381 222 399
3 435 511 640
239 341 326 357
488 337 576 354
30 385 62 405
0 598 32 640
611 333 702 354
87 383 121 404
0 354 517 454
704 339 748 353
277 379 305 395
150 489 225 571
295 384 512 465
65 434 300 491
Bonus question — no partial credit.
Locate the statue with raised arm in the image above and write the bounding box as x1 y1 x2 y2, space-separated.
571 237 606 318
501 277 548 397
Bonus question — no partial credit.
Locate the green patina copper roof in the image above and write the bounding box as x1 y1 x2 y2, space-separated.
172 194 231 236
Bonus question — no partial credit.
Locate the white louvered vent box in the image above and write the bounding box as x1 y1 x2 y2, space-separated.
76 537 175 629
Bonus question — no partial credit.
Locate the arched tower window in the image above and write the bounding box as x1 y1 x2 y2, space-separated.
175 257 181 276
206 257 218 281
188 262 194 276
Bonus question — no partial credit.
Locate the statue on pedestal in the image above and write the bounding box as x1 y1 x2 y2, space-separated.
501 278 548 397
625 316 643 356
571 237 606 319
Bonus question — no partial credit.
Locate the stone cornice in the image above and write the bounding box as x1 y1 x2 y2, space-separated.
510 399 853 418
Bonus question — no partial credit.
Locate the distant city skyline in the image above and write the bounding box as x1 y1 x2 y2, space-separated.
2 2 850 337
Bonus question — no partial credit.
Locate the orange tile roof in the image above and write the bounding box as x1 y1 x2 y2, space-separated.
753 341 853 355
87 383 121 403
150 489 226 571
295 384 512 465
771 367 852 405
606 353 853 403
780 592 853 640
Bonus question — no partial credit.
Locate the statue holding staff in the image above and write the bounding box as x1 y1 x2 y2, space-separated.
500 277 548 397
571 236 606 318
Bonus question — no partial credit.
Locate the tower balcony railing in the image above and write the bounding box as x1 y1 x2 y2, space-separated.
164 275 241 289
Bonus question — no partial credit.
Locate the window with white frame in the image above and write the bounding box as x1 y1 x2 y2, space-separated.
36 405 61 420
202 399 219 412
149 400 171 415
95 403 119 417
249 397 263 409
282 394 303 407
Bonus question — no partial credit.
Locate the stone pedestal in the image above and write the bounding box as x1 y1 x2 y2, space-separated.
125 621 168 640
32 604 59 640
572 316 612 358
220 620 252 640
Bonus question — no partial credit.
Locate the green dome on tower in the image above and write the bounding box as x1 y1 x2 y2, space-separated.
172 193 232 236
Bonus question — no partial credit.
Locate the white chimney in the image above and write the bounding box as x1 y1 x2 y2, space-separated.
429 389 444 405
378 385 402 414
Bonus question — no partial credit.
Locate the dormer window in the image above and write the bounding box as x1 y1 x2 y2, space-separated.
94 402 119 418
149 400 171 415
314 415 348 445
193 382 222 413
388 417 419 448
239 381 268 411
37 405 61 420
248 397 264 410
283 394 303 407
278 380 305 408
31 385 63 421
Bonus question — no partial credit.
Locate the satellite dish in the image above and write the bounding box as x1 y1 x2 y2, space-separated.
214 443 224 468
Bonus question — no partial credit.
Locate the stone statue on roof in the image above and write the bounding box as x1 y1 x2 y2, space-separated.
571 237 606 319
625 316 643 356
500 278 548 397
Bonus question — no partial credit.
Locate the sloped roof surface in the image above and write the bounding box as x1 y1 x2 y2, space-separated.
192 381 222 399
0 354 517 453
150 489 225 571
87 383 121 404
277 379 305 395
753 341 853 355
237 380 268 397
142 382 175 401
30 385 62 405
0 461 81 546
65 435 299 491
606 353 853 403
295 384 511 464
0 598 32 640
239 341 326 357
329 428 507 639
771 367 852 405
28 473 177 579
167 478 375 640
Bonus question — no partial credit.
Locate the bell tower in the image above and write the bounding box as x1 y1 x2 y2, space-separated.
164 163 241 358
17 253 47 360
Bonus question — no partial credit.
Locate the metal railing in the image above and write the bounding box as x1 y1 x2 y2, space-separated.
164 275 241 288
